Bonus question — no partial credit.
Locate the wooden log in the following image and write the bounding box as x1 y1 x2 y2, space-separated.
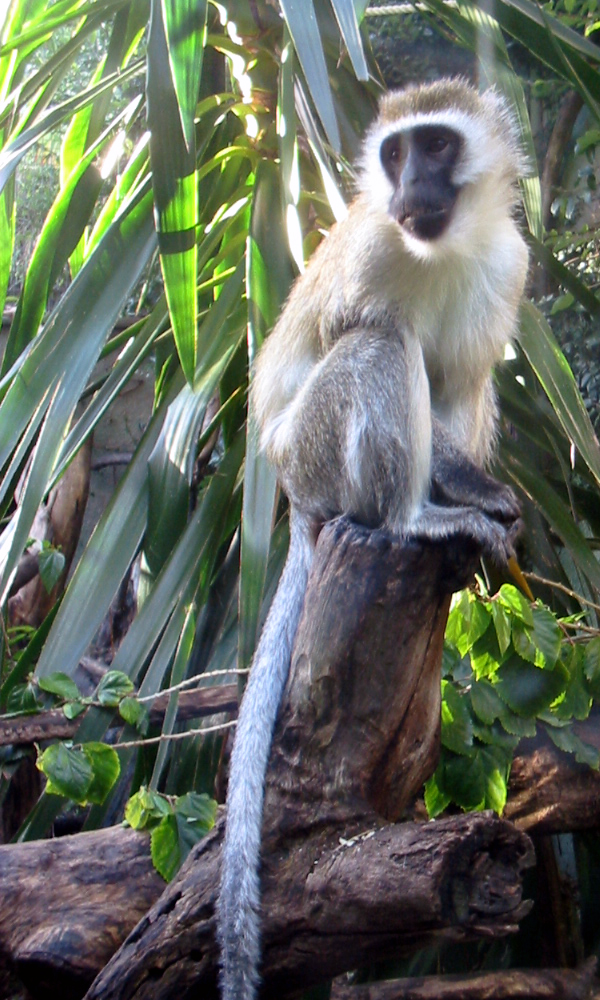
505 717 600 834
0 827 163 1000
329 958 599 999
82 522 533 1000
0 523 535 1000
74 810 531 1000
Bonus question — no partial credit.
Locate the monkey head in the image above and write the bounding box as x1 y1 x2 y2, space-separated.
360 78 526 258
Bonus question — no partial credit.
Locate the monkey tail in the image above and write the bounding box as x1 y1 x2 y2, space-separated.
217 510 312 1000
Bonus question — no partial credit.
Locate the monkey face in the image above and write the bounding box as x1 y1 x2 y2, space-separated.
380 125 463 241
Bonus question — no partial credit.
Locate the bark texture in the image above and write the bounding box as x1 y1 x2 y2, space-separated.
0 522 539 999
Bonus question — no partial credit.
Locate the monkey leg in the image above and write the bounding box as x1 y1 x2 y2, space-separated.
277 328 432 534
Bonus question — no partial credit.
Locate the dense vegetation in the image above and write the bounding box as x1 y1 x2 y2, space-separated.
0 0 599 983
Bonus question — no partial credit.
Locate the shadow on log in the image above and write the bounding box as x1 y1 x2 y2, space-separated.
330 957 599 999
0 522 536 999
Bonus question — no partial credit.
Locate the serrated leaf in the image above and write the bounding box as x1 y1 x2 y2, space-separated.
529 604 562 668
445 590 472 655
125 787 172 830
496 655 567 717
96 670 135 707
473 719 520 751
424 772 451 819
151 813 180 881
470 626 504 680
37 743 93 804
497 584 534 626
470 678 505 725
512 623 538 664
81 742 120 805
553 647 592 722
498 705 537 738
38 672 80 702
480 745 510 814
462 600 493 654
545 724 600 768
119 696 150 734
442 753 485 811
440 679 473 756
490 600 512 655
174 791 217 832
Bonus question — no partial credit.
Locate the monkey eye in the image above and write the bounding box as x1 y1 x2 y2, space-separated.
380 134 402 174
425 135 450 154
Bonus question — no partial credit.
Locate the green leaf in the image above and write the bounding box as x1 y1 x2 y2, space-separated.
149 603 196 790
172 791 217 864
151 813 180 881
33 393 174 682
38 672 80 702
470 626 504 680
81 742 121 805
497 584 534 626
529 604 562 669
119 696 150 734
479 745 511 813
125 786 172 830
163 0 208 152
37 743 93 804
240 159 294 670
96 671 135 707
424 772 451 819
330 0 369 80
280 0 341 151
147 0 201 384
545 724 600 769
63 701 86 720
442 753 486 811
583 637 600 689
440 679 473 755
553 647 592 722
470 678 505 725
490 600 512 655
496 655 567 717
497 704 536 738
512 623 538 664
7 682 40 714
38 546 65 594
519 302 600 491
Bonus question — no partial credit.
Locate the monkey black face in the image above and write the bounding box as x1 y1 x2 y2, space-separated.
380 125 463 241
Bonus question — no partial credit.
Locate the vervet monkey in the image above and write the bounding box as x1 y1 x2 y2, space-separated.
217 78 529 999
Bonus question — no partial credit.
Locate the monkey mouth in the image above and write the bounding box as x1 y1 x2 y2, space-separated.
398 206 452 241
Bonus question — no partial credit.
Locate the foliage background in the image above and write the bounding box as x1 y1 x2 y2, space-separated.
0 0 599 982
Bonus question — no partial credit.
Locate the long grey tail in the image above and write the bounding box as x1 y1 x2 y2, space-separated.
217 511 312 1000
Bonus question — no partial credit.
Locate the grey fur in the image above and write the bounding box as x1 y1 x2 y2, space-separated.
217 510 312 1000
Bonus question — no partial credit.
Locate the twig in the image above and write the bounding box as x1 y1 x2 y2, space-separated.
114 718 237 750
525 571 600 615
136 667 249 703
